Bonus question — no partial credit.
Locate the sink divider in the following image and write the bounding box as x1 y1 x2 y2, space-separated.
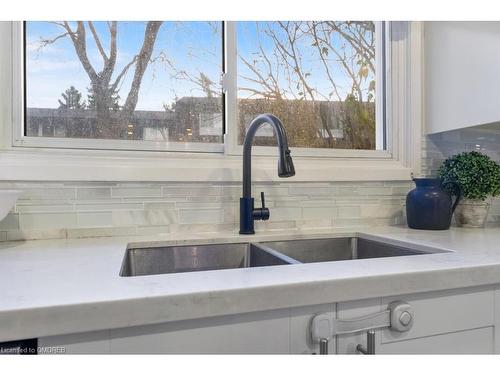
251 243 302 265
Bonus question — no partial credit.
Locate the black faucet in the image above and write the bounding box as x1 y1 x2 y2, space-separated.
239 114 295 235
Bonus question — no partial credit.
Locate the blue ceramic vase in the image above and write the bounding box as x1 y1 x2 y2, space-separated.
406 178 460 230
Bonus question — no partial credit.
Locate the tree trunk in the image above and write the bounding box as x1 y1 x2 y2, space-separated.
91 82 117 139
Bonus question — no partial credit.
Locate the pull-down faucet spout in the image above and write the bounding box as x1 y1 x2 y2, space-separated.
240 114 295 235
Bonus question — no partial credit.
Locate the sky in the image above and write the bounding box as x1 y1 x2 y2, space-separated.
26 21 375 111
236 22 368 101
26 21 223 110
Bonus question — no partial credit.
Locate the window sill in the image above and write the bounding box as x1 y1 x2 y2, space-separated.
0 149 413 182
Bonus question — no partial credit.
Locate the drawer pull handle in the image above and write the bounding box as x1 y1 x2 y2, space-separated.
319 338 329 355
356 330 376 355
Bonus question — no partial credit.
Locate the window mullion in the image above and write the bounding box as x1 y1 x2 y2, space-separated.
375 21 387 151
223 21 238 155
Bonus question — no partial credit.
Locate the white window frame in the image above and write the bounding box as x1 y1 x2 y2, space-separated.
0 21 422 182
13 21 225 154
223 21 390 159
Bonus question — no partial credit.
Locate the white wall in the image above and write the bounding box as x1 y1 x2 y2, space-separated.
425 22 500 134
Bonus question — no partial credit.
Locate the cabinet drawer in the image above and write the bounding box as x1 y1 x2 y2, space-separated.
109 309 290 354
381 287 494 343
379 327 494 354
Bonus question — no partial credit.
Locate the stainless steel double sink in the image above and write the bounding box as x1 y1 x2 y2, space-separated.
120 237 442 277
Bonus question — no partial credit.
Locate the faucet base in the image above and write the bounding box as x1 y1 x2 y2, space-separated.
239 197 255 235
239 230 255 235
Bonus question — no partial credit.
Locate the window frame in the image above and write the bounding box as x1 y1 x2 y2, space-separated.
224 21 391 159
0 21 422 182
15 21 226 154
17 21 386 158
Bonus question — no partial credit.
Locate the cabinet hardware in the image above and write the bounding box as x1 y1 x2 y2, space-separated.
356 330 376 355
310 300 413 353
319 338 329 355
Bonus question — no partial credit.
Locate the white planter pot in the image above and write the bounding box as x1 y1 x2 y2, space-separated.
454 198 491 228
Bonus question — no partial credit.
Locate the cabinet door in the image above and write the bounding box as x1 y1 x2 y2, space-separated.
336 286 495 354
109 309 290 354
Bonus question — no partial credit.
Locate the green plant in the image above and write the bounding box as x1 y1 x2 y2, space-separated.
438 151 500 200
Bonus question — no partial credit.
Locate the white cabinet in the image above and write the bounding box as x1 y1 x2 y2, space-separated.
108 309 290 354
337 286 495 354
425 22 500 134
39 304 334 354
39 285 499 354
41 309 291 354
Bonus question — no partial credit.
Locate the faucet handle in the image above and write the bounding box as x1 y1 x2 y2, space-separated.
259 192 270 220
253 192 270 221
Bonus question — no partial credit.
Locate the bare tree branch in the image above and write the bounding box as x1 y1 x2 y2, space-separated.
38 31 70 51
325 21 375 72
121 21 163 119
315 22 363 100
88 21 108 62
100 21 117 83
271 22 317 100
309 22 342 102
63 21 99 82
238 86 281 100
170 69 220 98
239 55 281 99
108 22 117 66
110 56 138 92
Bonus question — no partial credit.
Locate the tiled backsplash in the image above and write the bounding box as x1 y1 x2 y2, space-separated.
0 181 410 241
0 125 499 242
422 125 500 224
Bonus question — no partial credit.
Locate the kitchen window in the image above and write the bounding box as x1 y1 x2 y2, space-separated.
22 21 224 152
236 21 384 153
19 20 386 156
1 21 421 181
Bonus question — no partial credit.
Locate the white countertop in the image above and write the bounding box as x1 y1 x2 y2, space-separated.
1 226 500 342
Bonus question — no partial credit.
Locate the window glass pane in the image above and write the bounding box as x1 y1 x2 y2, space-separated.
237 21 379 150
25 21 223 145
